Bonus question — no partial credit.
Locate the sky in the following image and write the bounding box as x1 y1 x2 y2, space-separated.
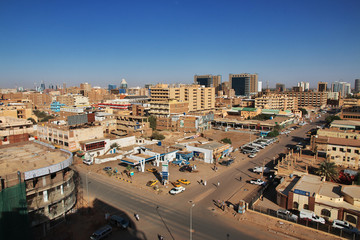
0 0 359 89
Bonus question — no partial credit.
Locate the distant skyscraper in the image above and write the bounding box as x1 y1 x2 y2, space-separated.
194 74 221 94
229 73 258 96
297 82 309 92
120 78 128 89
355 79 360 93
108 84 117 91
258 81 262 92
318 82 327 92
275 83 285 92
331 81 351 97
80 82 92 92
40 81 46 91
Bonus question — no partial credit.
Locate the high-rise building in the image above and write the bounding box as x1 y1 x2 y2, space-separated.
229 73 258 96
318 82 328 92
80 82 92 92
258 81 262 92
194 74 221 94
355 79 360 93
297 82 309 92
331 81 351 97
108 84 117 91
275 83 285 92
120 78 128 89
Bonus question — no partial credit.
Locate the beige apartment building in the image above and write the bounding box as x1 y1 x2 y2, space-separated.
0 104 38 121
149 100 189 118
150 84 215 112
255 94 298 110
36 122 104 152
283 91 328 108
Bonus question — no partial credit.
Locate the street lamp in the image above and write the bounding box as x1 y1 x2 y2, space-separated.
86 172 91 206
190 202 195 240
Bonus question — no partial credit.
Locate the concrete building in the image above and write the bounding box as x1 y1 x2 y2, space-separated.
150 84 215 112
283 91 328 108
0 141 75 236
156 113 214 133
229 73 258 96
36 121 104 152
120 78 128 90
219 82 235 97
0 103 38 121
186 141 232 164
80 82 92 92
149 100 189 118
255 94 298 110
276 174 360 229
194 74 221 93
318 82 328 92
330 120 360 131
275 83 285 92
0 116 34 145
114 114 152 137
355 79 360 93
98 99 132 110
297 82 310 92
332 81 351 97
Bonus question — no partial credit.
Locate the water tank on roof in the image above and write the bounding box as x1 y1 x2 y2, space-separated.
158 141 162 146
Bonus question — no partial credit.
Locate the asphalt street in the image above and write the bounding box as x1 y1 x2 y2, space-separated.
80 115 325 240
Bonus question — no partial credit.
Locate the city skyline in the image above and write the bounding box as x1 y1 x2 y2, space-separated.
0 0 359 89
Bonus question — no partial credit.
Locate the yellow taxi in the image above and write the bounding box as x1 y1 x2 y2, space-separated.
177 179 191 185
146 168 157 173
146 180 158 187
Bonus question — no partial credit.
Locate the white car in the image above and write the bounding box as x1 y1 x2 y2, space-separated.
250 179 265 185
248 153 257 158
332 220 360 234
169 186 185 195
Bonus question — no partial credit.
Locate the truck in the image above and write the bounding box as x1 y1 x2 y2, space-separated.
253 166 270 174
300 209 325 224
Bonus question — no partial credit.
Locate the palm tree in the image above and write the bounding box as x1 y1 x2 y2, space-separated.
316 161 338 181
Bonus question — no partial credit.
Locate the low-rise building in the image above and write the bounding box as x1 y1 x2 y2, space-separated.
149 100 189 118
255 94 298 110
186 141 232 164
276 174 360 229
0 116 34 145
156 113 213 133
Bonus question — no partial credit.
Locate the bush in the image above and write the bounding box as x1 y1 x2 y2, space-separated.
221 138 232 144
148 115 157 130
325 115 341 124
151 131 165 140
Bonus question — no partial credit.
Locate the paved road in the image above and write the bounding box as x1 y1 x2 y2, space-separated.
80 115 326 240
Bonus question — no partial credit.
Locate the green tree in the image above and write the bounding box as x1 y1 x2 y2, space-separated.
151 131 165 140
299 108 308 116
221 138 232 144
325 115 341 124
267 130 279 138
316 161 338 181
27 118 37 124
110 143 119 150
148 115 157 130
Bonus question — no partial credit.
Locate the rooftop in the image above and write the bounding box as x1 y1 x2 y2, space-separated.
0 141 69 176
315 136 360 147
342 185 360 199
331 120 360 127
292 174 322 197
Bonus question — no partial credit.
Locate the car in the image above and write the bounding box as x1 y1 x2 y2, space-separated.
289 127 295 131
177 179 191 185
146 168 157 173
253 166 270 174
248 153 257 158
109 215 129 229
179 165 192 172
146 180 158 187
250 179 265 185
169 186 185 195
220 159 234 166
172 181 181 187
300 209 325 224
332 220 360 234
276 209 298 222
103 167 112 172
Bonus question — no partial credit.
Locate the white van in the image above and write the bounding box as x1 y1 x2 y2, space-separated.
90 225 112 240
299 210 325 224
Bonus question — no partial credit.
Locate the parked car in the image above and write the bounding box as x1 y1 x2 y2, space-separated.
146 168 157 173
109 215 129 229
90 225 112 240
177 179 191 185
299 209 325 224
103 167 112 172
250 179 265 185
220 159 234 166
276 209 298 222
179 165 192 172
146 180 158 187
332 220 360 234
248 153 257 158
169 186 185 195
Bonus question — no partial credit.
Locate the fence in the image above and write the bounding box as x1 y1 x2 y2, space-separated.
250 205 359 240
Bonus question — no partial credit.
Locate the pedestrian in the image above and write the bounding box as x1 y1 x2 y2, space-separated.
134 213 139 221
158 234 164 240
217 181 220 187
239 176 242 181
200 179 203 185
204 180 207 186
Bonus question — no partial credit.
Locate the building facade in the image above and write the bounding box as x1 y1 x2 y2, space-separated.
229 73 258 96
255 94 298 110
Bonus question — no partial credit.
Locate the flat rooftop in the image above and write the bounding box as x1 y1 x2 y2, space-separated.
0 141 69 176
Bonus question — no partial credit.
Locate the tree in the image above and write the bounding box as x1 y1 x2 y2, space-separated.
151 131 165 140
27 118 37 124
299 108 308 116
267 130 279 138
110 143 119 150
316 161 338 181
221 138 232 144
148 115 157 130
325 115 341 124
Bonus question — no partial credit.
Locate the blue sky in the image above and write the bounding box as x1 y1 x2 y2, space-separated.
0 0 359 89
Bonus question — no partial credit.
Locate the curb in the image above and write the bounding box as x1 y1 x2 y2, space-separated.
115 176 132 183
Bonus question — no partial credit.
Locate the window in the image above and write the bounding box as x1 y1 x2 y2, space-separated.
355 150 359 154
340 148 344 152
345 214 357 225
293 202 299 209
332 147 336 151
321 209 331 217
304 204 309 210
347 149 351 153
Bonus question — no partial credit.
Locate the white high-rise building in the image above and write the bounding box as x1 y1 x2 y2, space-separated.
331 81 351 97
297 82 310 92
258 81 262 92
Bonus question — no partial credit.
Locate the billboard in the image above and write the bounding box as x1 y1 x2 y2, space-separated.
68 114 88 126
